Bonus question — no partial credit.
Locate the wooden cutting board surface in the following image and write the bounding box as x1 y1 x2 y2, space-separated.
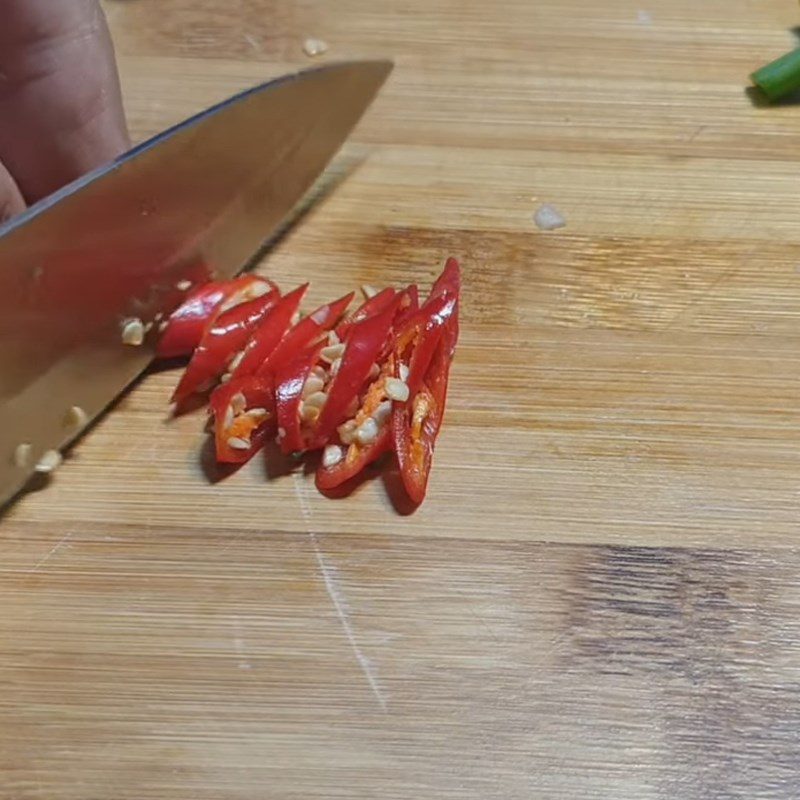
5 0 800 797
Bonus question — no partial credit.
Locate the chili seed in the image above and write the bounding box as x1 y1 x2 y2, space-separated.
121 318 145 346
13 443 32 468
321 343 346 363
65 405 89 429
322 444 344 468
35 449 63 474
385 378 410 402
355 418 379 445
304 391 328 409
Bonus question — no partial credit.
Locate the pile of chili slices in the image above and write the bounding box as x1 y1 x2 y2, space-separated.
156 258 460 504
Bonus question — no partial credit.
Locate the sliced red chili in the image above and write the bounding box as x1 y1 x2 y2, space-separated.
171 288 280 404
392 336 454 505
156 275 278 360
156 281 226 359
258 291 353 378
315 357 395 491
392 261 460 504
274 343 325 454
317 291 454 490
311 296 401 448
335 286 396 341
316 429 392 491
428 257 460 358
210 375 275 464
430 256 460 300
229 283 308 380
396 293 455 393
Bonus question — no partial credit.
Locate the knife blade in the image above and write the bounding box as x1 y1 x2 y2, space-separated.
0 59 393 506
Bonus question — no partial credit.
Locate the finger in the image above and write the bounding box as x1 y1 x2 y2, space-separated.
0 0 129 204
0 159 26 223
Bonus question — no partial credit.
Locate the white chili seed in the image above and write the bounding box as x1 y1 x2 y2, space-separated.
13 443 32 468
176 279 193 291
374 400 392 426
302 376 325 398
338 420 358 445
355 418 379 446
121 318 145 346
311 365 328 380
246 408 269 422
227 437 251 450
300 402 320 423
399 363 410 382
321 343 346 363
322 444 344 468
35 449 63 474
247 281 271 300
330 358 342 377
228 350 245 372
219 372 232 384
219 281 270 313
361 284 379 299
533 203 567 231
65 405 89 429
368 363 380 379
327 329 340 346
224 404 235 430
304 391 328 409
311 307 330 325
385 377 410 402
230 392 247 415
303 37 329 57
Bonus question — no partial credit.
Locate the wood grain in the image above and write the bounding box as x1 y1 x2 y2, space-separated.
4 0 800 796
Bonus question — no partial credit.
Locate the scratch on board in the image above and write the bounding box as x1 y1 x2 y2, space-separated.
665 264 741 331
28 530 74 573
243 33 261 52
232 616 252 670
292 473 388 712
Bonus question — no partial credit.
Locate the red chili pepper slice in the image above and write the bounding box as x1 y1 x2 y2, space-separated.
311 296 401 448
229 283 308 380
335 286 396 341
274 343 325 454
171 288 280 404
392 349 450 504
392 260 460 504
258 291 353 378
156 281 226 359
210 375 275 464
157 275 278 360
315 427 392 491
314 358 395 491
428 257 460 358
430 256 460 300
315 291 450 491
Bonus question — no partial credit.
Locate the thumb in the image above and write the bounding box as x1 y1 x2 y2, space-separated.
0 0 129 205
0 160 25 223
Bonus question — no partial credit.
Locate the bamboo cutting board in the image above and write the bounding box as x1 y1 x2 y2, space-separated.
4 0 800 797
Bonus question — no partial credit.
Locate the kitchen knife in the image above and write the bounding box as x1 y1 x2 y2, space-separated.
0 59 393 507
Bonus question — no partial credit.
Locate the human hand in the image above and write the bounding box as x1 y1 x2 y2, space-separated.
0 0 129 222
